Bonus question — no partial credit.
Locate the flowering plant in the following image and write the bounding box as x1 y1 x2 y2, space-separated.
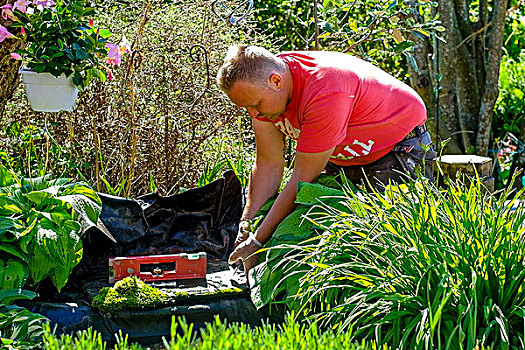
0 0 130 89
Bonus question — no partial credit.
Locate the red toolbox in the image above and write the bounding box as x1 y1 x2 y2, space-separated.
109 252 207 283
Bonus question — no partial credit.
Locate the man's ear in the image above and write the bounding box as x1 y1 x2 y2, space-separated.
267 73 283 91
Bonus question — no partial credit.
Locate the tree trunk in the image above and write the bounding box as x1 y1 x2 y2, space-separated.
475 0 508 154
408 0 509 156
0 0 24 118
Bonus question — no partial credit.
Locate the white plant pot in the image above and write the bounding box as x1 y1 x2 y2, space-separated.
20 70 79 112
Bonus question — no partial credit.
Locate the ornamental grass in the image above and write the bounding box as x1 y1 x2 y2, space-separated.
253 175 525 349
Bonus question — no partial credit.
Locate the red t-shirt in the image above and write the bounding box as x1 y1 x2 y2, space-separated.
254 51 427 166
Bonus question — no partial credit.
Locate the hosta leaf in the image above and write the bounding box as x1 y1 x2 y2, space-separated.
0 165 14 187
27 243 54 285
0 289 36 305
295 182 345 205
55 194 101 228
0 259 28 290
272 206 316 241
249 263 272 309
3 188 30 213
20 175 52 190
50 265 71 292
59 183 101 205
24 190 53 206
0 217 16 236
0 198 24 215
0 243 26 261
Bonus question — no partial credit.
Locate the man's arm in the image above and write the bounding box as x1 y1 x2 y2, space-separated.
241 119 286 221
253 147 335 243
229 142 335 272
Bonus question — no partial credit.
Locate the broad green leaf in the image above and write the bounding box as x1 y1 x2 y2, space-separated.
0 244 27 261
55 194 100 228
0 164 14 187
0 289 36 305
0 217 16 236
394 40 414 53
50 264 71 292
24 190 53 206
295 182 344 205
20 175 52 190
1 259 29 290
58 183 101 206
27 243 55 285
273 206 315 241
98 29 112 38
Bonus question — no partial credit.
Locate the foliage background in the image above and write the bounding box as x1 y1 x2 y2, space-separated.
1 0 262 197
1 0 524 194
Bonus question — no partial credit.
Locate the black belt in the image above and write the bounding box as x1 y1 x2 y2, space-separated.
402 124 428 141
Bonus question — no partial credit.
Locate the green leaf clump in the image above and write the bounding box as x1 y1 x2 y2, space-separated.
0 164 102 292
92 276 169 313
0 289 47 349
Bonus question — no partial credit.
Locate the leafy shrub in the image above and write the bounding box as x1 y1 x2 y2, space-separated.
492 50 525 140
0 164 102 291
252 176 525 349
503 6 525 60
253 0 441 77
0 289 47 349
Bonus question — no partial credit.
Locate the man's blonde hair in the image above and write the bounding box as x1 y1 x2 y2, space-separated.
216 45 286 93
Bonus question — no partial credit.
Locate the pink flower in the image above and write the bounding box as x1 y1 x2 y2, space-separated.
105 43 121 65
0 25 15 42
105 67 114 80
88 18 94 28
20 27 25 35
1 4 18 20
13 0 32 13
33 0 54 11
10 52 22 60
119 36 132 55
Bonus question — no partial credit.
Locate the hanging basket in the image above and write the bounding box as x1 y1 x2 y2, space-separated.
20 70 79 112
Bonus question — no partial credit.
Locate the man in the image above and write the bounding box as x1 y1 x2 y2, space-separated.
217 45 435 273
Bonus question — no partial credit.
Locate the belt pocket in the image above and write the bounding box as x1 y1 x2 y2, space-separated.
393 133 437 161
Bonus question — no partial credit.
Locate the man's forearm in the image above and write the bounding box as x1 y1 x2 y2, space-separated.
253 148 335 244
241 163 284 221
253 179 299 243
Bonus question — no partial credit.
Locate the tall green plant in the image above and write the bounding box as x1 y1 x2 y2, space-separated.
252 176 525 349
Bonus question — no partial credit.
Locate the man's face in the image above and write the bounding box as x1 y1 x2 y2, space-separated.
227 79 288 121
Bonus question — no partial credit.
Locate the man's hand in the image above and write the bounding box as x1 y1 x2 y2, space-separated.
228 235 263 276
234 220 251 248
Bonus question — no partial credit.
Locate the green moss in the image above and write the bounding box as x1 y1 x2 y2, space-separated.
92 276 169 313
93 277 245 313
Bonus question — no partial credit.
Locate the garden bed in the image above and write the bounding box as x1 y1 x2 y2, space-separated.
17 171 272 345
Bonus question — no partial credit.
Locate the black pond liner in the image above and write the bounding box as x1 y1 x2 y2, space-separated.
19 171 279 345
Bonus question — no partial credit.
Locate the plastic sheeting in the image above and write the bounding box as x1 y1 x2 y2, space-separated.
21 171 275 344
83 170 243 262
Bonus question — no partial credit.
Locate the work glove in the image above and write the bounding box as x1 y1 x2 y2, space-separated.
228 233 263 278
234 220 251 248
